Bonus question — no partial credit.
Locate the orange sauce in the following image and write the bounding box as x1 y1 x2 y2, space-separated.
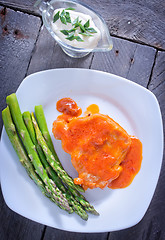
53 98 143 190
56 97 82 117
85 104 100 115
109 137 142 188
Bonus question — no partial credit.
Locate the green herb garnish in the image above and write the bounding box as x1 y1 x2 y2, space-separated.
78 22 86 32
84 19 90 28
60 30 69 35
60 10 67 24
60 10 66 17
79 32 92 36
60 15 67 24
66 33 83 42
72 17 79 25
54 9 97 42
60 28 77 36
53 11 60 23
66 32 76 41
65 8 75 11
65 12 71 23
68 28 77 33
74 36 84 42
65 7 75 10
85 27 97 33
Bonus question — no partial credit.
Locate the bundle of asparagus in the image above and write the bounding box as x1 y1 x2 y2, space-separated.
2 93 99 221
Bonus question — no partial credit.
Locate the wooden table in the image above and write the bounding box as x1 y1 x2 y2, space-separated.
0 0 165 239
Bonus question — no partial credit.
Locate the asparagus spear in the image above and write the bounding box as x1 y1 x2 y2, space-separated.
64 190 88 220
22 111 66 192
6 93 72 213
2 107 51 199
35 105 61 165
35 105 99 215
23 111 88 220
32 111 84 193
67 187 99 215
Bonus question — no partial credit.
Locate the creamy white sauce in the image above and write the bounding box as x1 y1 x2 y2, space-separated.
51 8 100 49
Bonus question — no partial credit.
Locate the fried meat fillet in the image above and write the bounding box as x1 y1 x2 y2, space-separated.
53 113 131 190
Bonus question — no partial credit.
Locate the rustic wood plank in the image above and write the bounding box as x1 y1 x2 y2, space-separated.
148 51 165 103
109 215 164 240
0 6 45 240
82 0 165 50
0 6 41 133
90 36 156 87
43 227 109 240
148 52 165 224
109 51 165 240
0 0 37 15
27 25 94 76
148 52 165 237
1 0 165 49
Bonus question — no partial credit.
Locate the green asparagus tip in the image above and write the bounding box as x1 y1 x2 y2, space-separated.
92 209 100 216
6 93 16 102
82 215 88 221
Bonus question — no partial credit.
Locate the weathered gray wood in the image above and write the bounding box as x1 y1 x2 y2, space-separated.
148 51 165 103
82 0 165 50
27 25 94 75
148 51 165 202
110 215 164 240
43 227 109 240
0 6 41 133
91 37 156 87
0 0 37 15
1 0 165 50
0 6 45 240
29 31 157 87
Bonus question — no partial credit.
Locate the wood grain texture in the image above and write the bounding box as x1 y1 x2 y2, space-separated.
43 227 109 240
0 7 44 240
27 25 94 75
0 0 37 15
148 51 165 105
0 6 41 133
82 0 165 50
0 0 165 49
90 37 156 87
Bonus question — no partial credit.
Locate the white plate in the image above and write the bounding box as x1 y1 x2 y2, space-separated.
0 69 163 232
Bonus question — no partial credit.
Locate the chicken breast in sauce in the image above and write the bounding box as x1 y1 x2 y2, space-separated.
52 98 142 190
